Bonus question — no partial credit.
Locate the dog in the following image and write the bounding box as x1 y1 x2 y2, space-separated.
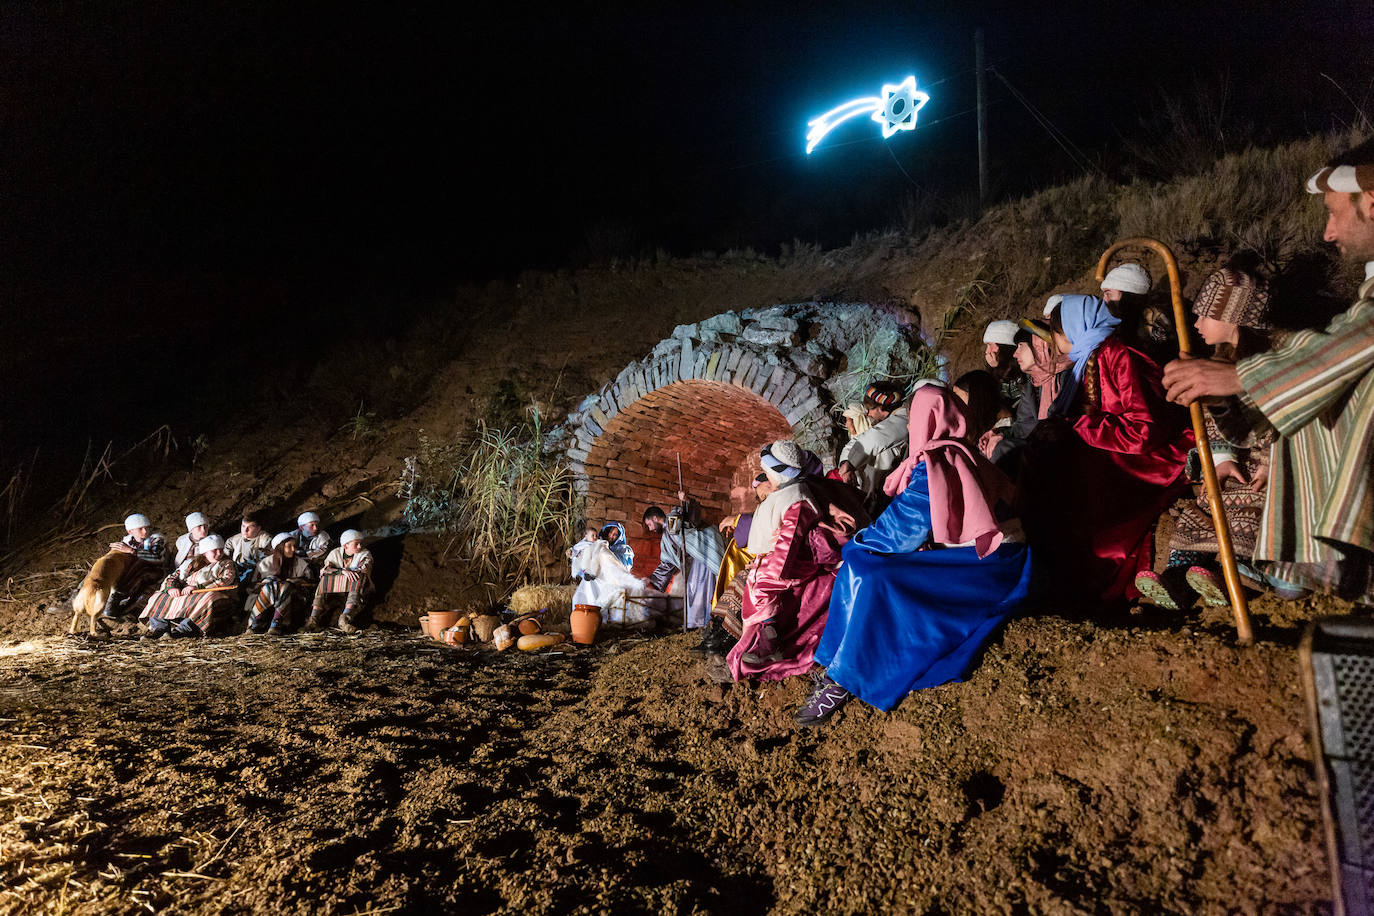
70 550 134 636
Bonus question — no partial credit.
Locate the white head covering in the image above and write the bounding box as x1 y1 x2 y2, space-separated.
982 320 1019 347
196 534 226 555
185 512 208 530
1101 263 1151 295
340 529 364 546
297 511 320 526
1307 164 1374 194
271 532 292 549
1043 294 1064 317
124 513 151 530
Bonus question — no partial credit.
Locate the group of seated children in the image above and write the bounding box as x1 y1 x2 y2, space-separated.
102 510 374 639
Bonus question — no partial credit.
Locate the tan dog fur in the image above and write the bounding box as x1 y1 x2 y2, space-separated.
71 550 134 636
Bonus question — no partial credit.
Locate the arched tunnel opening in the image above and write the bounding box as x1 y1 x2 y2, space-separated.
583 380 794 576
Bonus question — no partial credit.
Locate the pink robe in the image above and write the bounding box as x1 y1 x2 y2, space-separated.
727 478 868 681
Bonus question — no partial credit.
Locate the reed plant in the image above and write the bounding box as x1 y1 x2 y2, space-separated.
402 408 582 600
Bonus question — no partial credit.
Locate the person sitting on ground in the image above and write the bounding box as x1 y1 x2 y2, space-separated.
245 532 316 635
835 381 910 504
644 493 726 650
599 521 634 570
951 369 1007 456
989 320 1073 471
800 385 1034 726
982 319 1025 408
1138 268 1299 609
728 439 870 683
142 534 238 639
1163 138 1374 606
292 511 333 567
711 474 772 649
225 511 272 583
1020 294 1192 605
1102 262 1175 364
306 529 373 634
174 512 211 566
840 403 872 441
99 513 171 620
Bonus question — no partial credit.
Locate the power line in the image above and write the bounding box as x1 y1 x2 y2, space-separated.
987 65 1104 177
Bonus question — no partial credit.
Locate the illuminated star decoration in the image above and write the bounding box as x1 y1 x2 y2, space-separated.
805 75 929 155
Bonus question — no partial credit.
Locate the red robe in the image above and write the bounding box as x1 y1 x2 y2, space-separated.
1023 337 1192 602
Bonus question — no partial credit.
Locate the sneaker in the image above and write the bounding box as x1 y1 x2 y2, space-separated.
143 620 171 640
796 674 852 727
1135 570 1193 611
1185 567 1230 608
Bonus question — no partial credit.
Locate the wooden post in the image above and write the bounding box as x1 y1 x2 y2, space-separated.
975 27 989 206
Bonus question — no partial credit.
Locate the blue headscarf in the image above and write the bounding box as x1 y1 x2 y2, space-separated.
1049 294 1120 416
599 522 634 568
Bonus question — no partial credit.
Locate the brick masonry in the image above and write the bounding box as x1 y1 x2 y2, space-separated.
545 301 925 576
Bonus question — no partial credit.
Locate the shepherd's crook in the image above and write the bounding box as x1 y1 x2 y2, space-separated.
1095 238 1253 643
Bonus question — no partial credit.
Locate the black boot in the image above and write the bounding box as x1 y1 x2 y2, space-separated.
703 625 737 657
101 590 127 621
688 622 718 653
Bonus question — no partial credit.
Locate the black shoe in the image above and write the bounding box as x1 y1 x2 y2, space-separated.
703 626 736 657
688 625 716 653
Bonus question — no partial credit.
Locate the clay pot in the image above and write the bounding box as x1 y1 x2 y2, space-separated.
570 604 601 646
517 617 542 636
418 615 432 639
443 625 468 646
428 610 460 640
471 614 501 643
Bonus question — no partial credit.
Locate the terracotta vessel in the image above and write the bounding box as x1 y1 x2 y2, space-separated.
418 615 432 639
428 610 460 640
517 617 542 636
570 604 601 645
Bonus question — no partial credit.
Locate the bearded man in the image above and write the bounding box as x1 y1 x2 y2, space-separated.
1163 138 1374 603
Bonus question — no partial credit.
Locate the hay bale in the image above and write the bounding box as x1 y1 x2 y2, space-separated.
508 583 576 630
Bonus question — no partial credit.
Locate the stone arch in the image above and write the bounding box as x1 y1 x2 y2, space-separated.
548 301 924 574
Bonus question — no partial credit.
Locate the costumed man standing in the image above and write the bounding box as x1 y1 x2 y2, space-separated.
644 493 726 650
1163 138 1374 605
835 381 910 506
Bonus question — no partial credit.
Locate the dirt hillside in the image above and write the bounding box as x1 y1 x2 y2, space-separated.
0 134 1364 913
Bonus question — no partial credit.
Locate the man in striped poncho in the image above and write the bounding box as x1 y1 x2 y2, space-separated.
1163 138 1374 604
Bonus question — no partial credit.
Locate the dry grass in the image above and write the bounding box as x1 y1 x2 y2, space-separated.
507 583 577 627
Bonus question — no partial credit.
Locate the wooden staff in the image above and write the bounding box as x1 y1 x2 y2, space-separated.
1095 237 1253 643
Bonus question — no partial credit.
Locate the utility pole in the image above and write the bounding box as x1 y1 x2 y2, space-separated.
975 27 989 207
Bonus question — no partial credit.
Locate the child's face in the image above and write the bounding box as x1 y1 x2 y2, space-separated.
204 548 224 562
282 541 296 557
584 528 598 542
302 521 319 536
190 524 209 540
345 540 361 556
242 520 261 538
129 525 150 541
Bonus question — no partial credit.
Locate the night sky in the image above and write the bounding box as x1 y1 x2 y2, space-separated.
2 1 1371 448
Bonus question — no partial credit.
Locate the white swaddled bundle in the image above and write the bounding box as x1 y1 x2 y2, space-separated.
570 539 668 625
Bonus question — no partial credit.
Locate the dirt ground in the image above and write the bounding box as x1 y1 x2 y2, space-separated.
0 587 1340 914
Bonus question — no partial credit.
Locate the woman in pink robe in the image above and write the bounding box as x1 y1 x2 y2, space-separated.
728 441 869 682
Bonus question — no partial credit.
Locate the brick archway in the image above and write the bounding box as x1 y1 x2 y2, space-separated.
547 301 927 574
585 380 794 575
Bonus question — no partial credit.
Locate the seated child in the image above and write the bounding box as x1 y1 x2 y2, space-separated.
100 513 170 619
245 532 316 634
306 529 373 634
292 511 333 567
173 512 211 566
141 534 238 639
225 512 272 583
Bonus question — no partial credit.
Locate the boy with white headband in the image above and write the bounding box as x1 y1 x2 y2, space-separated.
834 381 910 503
141 534 237 639
174 512 211 566
292 511 333 566
1163 136 1374 605
99 513 169 620
306 529 373 634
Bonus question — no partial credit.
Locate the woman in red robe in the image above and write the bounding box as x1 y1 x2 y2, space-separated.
1021 294 1192 604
